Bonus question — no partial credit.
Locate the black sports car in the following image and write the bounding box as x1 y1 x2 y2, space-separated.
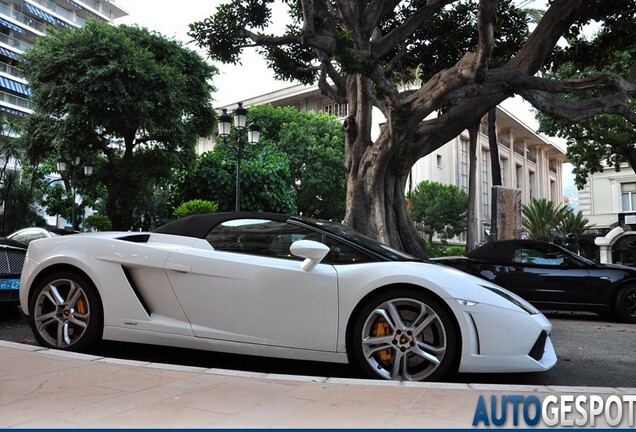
0 237 27 304
433 239 636 323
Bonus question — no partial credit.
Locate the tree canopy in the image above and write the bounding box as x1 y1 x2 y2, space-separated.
175 146 297 214
408 181 468 242
175 104 345 218
21 20 217 230
537 7 636 189
189 1 636 257
248 105 345 219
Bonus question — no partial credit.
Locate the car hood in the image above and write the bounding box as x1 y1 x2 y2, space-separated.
403 261 541 316
595 262 636 272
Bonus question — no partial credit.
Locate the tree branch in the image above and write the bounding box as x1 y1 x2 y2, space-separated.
297 0 339 54
373 0 457 59
474 0 497 82
519 89 635 124
363 0 401 34
508 0 585 74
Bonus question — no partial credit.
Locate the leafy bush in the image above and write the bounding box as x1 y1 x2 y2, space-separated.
173 199 218 218
83 213 112 232
426 242 465 258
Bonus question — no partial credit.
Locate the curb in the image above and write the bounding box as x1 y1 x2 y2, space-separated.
2 339 634 394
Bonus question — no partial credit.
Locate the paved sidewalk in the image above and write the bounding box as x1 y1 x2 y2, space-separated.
0 340 634 428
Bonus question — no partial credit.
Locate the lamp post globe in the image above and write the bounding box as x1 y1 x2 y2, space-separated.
216 103 261 212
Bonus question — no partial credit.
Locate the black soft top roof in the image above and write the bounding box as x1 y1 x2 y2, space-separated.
465 239 556 261
152 212 294 239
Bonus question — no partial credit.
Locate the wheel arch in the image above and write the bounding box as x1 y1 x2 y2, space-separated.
27 264 99 313
344 282 463 373
611 280 636 322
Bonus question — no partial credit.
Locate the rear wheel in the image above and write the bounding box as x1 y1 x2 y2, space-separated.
351 289 458 381
614 284 636 323
29 271 103 352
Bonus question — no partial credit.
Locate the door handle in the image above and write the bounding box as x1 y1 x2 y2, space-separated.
164 263 192 273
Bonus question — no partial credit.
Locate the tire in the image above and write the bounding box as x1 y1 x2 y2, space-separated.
350 289 458 382
614 284 636 324
29 271 103 352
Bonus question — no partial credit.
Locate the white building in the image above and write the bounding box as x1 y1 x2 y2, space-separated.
578 163 636 265
212 83 566 246
578 163 636 229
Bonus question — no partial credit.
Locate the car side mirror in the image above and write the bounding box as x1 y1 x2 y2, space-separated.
290 240 330 271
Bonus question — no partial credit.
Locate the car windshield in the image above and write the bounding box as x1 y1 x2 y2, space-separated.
554 243 595 265
301 217 418 261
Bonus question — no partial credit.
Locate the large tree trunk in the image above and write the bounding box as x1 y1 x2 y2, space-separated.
342 75 427 257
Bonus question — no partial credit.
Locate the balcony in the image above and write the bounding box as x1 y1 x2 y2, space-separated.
28 0 85 26
0 90 32 113
0 33 32 52
0 60 23 80
0 3 47 33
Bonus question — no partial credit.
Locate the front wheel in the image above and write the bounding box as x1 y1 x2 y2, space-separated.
614 285 636 323
29 271 103 352
350 289 458 381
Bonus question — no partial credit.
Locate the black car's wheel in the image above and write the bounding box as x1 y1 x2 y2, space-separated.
29 271 103 352
351 289 458 381
615 284 636 323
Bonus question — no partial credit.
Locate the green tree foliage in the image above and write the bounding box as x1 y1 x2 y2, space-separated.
522 198 569 241
247 105 345 219
0 119 41 234
173 199 218 218
408 181 468 242
557 208 595 239
535 1 636 188
175 104 344 218
20 20 217 230
176 147 296 214
189 1 636 257
0 170 44 235
83 213 112 231
522 198 594 241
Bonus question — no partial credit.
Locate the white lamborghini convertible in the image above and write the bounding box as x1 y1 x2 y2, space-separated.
19 213 556 381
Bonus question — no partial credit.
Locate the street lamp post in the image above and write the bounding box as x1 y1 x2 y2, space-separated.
56 157 94 230
217 102 261 212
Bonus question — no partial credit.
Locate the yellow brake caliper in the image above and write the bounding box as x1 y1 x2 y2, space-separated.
374 319 393 362
76 297 87 315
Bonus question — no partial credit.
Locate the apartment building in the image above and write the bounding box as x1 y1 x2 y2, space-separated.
0 0 127 120
213 83 566 246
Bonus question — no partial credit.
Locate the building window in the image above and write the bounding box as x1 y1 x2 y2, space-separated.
481 149 489 216
529 171 536 199
550 179 557 201
323 103 348 118
516 164 523 189
500 157 508 186
459 138 468 191
436 154 442 167
621 183 636 211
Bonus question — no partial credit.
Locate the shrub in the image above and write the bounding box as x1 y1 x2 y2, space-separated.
173 199 218 218
83 213 112 232
426 242 466 258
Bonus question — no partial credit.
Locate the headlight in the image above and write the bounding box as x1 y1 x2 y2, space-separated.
480 284 540 315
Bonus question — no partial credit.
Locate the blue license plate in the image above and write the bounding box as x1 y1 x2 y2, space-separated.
0 279 20 290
